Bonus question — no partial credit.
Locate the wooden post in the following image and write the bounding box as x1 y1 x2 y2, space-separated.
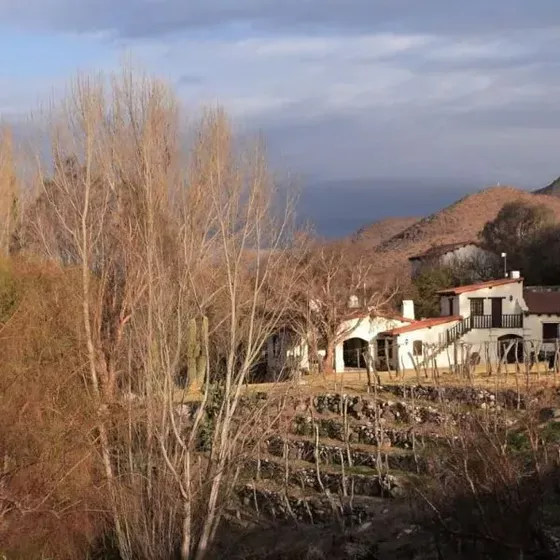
484 341 492 377
554 339 560 387
384 339 393 381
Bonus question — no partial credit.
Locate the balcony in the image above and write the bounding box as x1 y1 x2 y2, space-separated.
470 314 524 329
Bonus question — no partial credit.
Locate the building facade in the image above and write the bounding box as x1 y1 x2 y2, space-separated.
409 242 495 278
378 275 560 373
267 273 560 376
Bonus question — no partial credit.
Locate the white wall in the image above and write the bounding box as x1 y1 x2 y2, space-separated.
440 245 492 267
525 314 560 352
394 321 526 372
456 281 526 317
395 319 462 371
402 299 415 320
334 315 411 372
267 315 414 374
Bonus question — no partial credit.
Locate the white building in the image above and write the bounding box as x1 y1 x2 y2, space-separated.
408 241 495 278
332 307 414 373
267 273 560 376
266 300 416 375
379 274 560 372
523 288 560 354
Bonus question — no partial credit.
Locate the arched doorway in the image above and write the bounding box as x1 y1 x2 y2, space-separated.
343 338 369 369
498 334 524 364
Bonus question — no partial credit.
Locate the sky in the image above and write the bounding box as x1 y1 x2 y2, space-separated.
1 1 560 236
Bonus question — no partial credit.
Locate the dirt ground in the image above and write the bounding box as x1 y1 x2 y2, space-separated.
174 362 560 403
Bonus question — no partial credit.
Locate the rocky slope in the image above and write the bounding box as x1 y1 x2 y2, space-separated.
347 186 560 280
535 176 560 197
219 382 560 559
352 217 420 248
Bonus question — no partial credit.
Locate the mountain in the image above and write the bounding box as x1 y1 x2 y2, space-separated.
350 185 560 281
352 217 420 247
298 178 473 238
534 176 560 197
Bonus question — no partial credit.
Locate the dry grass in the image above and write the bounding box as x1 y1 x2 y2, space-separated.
177 363 560 404
350 216 420 247
0 258 105 560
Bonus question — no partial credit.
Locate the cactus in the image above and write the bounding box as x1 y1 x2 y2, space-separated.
196 315 208 382
187 315 209 392
186 318 198 388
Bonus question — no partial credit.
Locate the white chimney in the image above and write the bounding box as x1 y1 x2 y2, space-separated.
401 299 415 321
510 270 521 279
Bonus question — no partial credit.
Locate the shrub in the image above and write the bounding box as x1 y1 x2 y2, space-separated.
0 258 106 559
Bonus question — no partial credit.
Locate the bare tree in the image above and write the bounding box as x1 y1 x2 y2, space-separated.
21 69 304 560
0 127 19 255
292 242 396 374
154 109 305 559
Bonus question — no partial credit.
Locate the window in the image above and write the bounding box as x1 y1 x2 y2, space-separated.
470 298 484 316
543 323 559 340
413 340 423 356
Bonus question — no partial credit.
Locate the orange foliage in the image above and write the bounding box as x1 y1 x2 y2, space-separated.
0 257 108 559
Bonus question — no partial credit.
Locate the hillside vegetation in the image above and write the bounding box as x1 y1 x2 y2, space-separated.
352 216 420 247
5 66 560 560
345 186 560 283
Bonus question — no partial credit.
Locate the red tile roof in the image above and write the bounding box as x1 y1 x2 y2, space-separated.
436 277 522 296
524 290 560 315
378 312 414 323
380 316 462 335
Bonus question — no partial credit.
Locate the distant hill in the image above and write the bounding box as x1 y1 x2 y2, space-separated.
298 178 473 238
347 185 560 282
534 177 560 197
352 217 419 247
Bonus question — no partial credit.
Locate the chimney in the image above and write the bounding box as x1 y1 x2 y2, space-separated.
510 270 521 279
401 299 415 321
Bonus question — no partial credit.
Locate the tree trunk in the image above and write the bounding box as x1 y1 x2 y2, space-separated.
324 341 335 375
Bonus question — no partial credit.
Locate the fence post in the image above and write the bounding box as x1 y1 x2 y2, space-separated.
555 339 559 388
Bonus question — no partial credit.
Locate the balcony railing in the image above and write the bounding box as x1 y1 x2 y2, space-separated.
445 316 472 345
470 314 523 329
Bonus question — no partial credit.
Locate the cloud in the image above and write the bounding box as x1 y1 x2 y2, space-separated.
1 1 560 236
2 0 560 39
2 21 558 186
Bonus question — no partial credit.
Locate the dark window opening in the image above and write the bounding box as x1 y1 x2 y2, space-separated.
413 340 423 356
543 323 559 340
470 298 484 316
448 297 455 316
343 338 369 369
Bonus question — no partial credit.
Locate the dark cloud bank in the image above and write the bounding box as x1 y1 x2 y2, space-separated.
3 0 560 237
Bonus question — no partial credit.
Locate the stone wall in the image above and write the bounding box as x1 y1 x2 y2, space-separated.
264 435 423 472
244 457 404 498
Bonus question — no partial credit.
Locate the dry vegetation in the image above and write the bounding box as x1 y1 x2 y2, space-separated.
0 68 309 560
345 186 560 287
351 216 420 247
3 67 560 560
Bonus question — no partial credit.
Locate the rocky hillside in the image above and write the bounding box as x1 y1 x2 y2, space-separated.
535 176 560 197
349 186 560 279
352 217 419 247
